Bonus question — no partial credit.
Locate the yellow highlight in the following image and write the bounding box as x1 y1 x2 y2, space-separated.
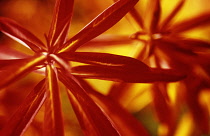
124 83 152 112
167 83 179 105
126 89 152 112
18 54 46 73
175 113 194 136
59 40 79 53
158 124 169 136
199 89 210 114
1 54 46 90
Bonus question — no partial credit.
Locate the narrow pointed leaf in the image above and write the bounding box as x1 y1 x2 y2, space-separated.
156 38 198 56
81 35 135 48
152 83 176 135
0 46 29 60
156 50 193 73
48 0 74 47
49 54 71 71
59 52 150 71
58 71 120 136
150 0 161 32
177 38 210 51
150 68 186 81
155 38 205 71
169 12 210 32
44 64 64 136
144 0 161 32
0 59 27 69
200 54 210 77
108 82 133 103
0 17 46 52
71 65 186 82
0 79 46 136
184 77 210 133
76 77 150 136
0 54 46 90
160 0 185 31
60 0 139 52
113 0 144 29
128 8 145 29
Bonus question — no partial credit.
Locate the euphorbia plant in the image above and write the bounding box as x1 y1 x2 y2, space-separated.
85 0 210 135
0 0 186 136
123 1 210 135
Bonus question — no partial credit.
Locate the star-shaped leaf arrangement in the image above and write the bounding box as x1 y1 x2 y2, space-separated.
127 0 210 134
91 0 210 135
0 0 186 136
127 0 210 70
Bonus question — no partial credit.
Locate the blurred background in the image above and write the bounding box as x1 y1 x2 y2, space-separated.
0 0 210 136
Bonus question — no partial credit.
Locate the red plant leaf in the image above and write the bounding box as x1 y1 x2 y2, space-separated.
58 71 120 136
143 0 161 32
75 77 150 136
60 0 139 52
169 12 210 33
156 38 197 57
0 54 46 90
0 46 29 60
81 34 135 48
59 52 150 71
47 0 74 48
184 76 210 133
152 83 176 135
129 8 145 29
49 54 71 71
159 37 210 68
151 68 186 81
177 38 210 51
0 59 26 69
0 17 46 52
160 0 185 31
71 65 186 83
155 38 206 72
44 64 64 136
0 79 46 136
108 82 133 103
112 0 144 29
149 0 161 33
199 54 210 77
